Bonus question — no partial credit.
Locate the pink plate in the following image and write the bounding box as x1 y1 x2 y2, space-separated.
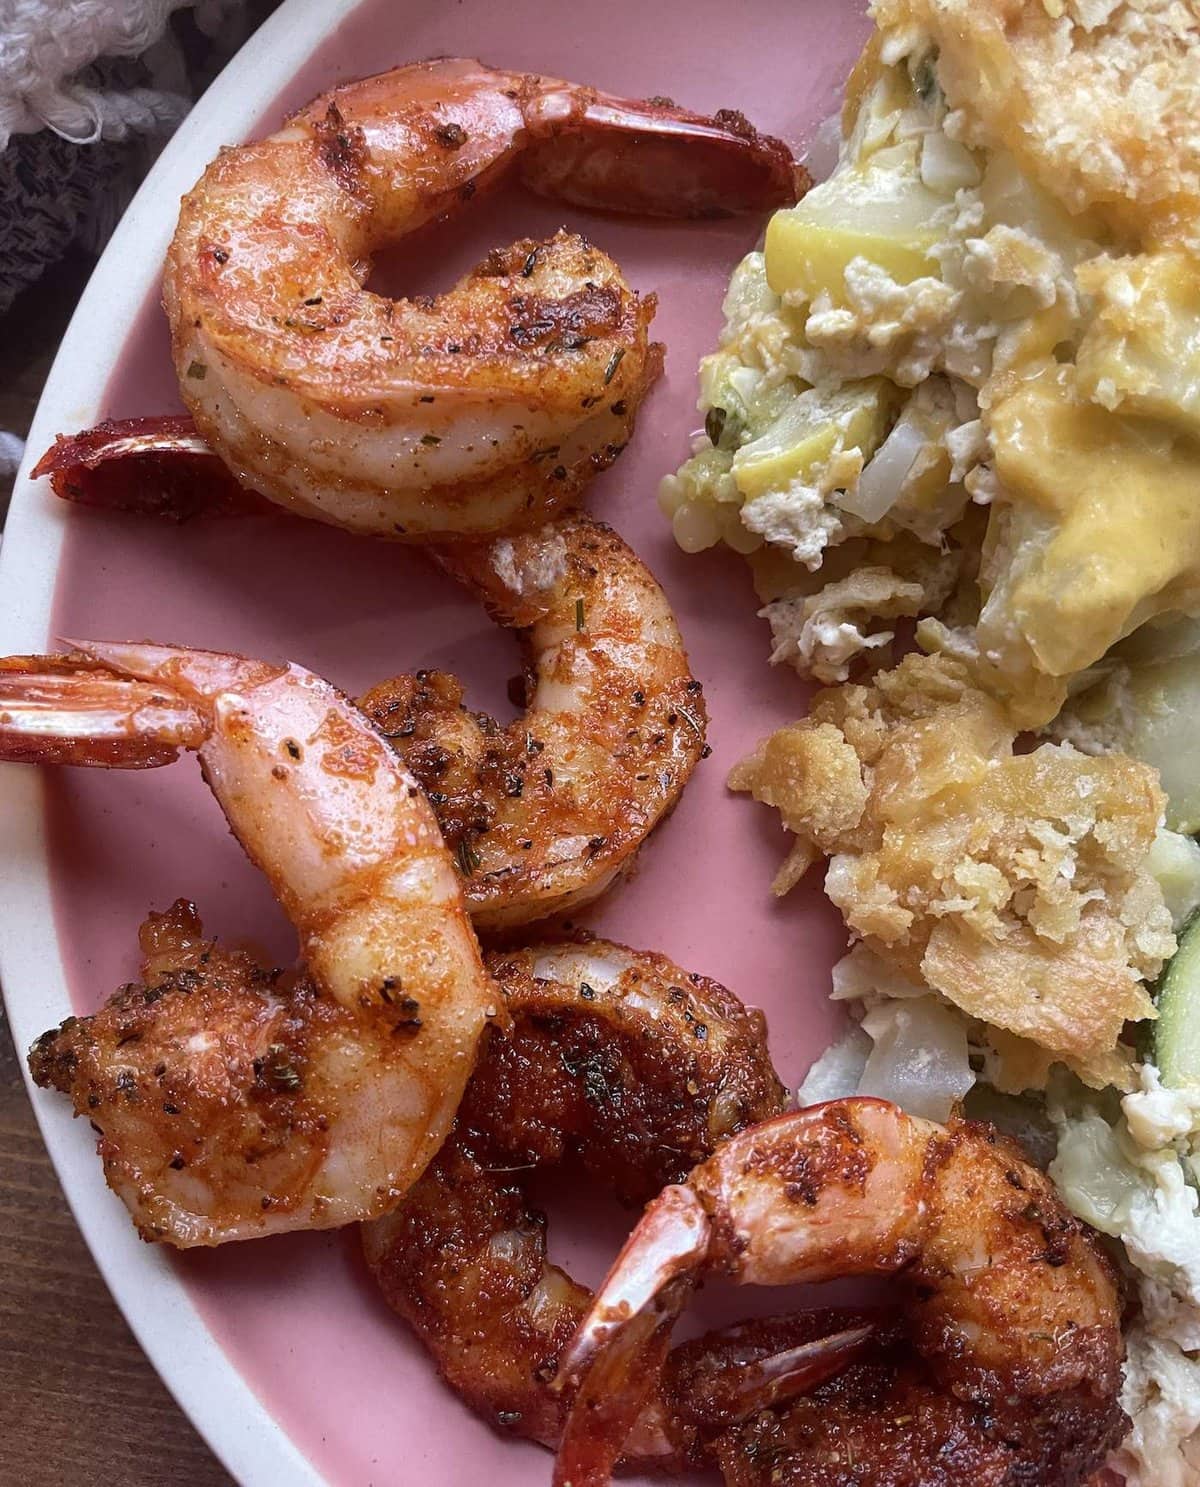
0 1 870 1481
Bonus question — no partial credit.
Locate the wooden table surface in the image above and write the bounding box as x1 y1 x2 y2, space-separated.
0 1003 233 1485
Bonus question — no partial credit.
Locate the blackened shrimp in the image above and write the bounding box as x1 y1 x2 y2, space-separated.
362 937 809 1468
2 643 494 1245
164 58 801 539
554 1099 1127 1487
361 512 707 928
695 1315 1113 1487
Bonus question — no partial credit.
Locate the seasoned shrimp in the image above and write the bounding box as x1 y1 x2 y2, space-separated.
554 1099 1127 1487
668 1309 1111 1487
364 937 864 1468
361 512 707 928
1 642 494 1245
695 1317 1117 1487
164 58 802 539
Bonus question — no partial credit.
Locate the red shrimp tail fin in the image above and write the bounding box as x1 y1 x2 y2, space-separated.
552 1183 709 1486
553 1272 692 1487
521 91 806 219
32 416 272 521
719 1324 876 1423
59 640 285 703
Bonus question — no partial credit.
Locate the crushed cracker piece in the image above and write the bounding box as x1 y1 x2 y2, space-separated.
732 652 1172 1065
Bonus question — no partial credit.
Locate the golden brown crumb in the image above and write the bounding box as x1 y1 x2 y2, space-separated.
731 652 1173 1067
875 0 1200 246
982 1024 1138 1094
729 722 867 892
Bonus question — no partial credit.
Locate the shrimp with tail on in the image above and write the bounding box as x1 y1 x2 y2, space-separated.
1 642 495 1245
36 59 804 538
554 1098 1127 1487
364 938 869 1468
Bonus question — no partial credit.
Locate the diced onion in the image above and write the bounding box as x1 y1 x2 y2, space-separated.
671 501 720 553
838 417 925 522
798 994 975 1124
797 1026 870 1105
1047 1113 1141 1236
729 366 763 406
1118 616 1200 666
1146 827 1200 931
658 473 684 518
858 995 975 1122
920 130 980 193
718 506 764 554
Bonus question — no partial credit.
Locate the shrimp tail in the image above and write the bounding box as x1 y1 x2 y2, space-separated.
709 1324 877 1422
554 1318 876 1487
553 1180 876 1484
520 90 806 218
0 656 209 767
59 640 282 697
0 644 283 768
552 1185 706 1487
554 1183 710 1395
32 416 270 521
552 1271 694 1487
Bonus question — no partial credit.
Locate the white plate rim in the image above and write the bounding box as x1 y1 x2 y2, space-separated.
0 2 375 1481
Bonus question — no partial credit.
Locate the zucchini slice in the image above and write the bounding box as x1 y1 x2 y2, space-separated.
1155 909 1200 1088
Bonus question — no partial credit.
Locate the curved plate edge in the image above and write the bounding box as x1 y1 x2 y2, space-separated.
0 0 370 1482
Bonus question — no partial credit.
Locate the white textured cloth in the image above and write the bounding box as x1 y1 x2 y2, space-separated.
0 431 26 478
0 0 255 313
1 0 186 149
0 0 243 149
0 0 267 494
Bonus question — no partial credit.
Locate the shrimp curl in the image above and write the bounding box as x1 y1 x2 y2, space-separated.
554 1098 1127 1487
362 512 706 928
2 642 495 1245
162 57 802 539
